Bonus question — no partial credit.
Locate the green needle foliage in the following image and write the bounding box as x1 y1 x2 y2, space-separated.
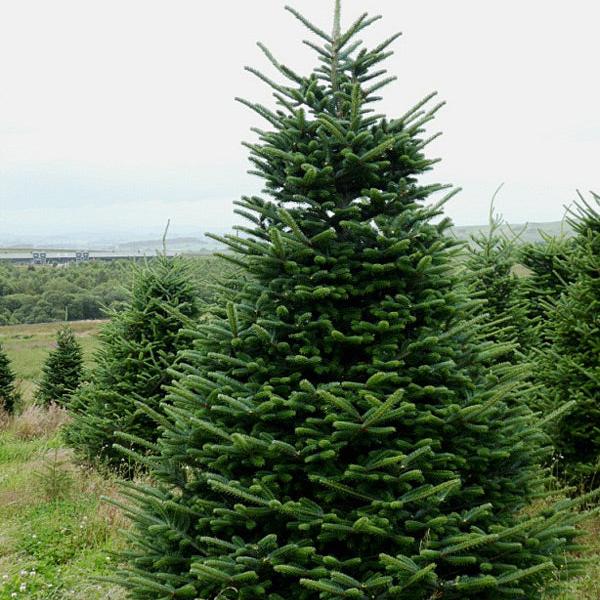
111 4 596 599
36 325 83 407
0 343 20 413
519 231 575 346
465 197 530 353
65 255 201 473
538 193 600 484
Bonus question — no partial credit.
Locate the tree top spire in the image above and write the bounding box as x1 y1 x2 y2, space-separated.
333 0 341 41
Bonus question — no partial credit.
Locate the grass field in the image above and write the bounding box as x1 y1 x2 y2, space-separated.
0 320 103 403
0 320 127 599
0 320 598 599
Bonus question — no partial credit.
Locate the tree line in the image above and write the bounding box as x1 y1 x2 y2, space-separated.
0 256 227 325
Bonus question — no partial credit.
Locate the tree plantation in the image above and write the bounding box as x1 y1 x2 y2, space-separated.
0 2 598 599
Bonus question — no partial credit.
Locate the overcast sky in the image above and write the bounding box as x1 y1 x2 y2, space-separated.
1 0 598 238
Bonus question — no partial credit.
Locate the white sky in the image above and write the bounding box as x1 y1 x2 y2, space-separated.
0 0 598 237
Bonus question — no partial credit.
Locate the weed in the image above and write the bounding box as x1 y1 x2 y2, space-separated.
9 404 70 441
33 449 75 503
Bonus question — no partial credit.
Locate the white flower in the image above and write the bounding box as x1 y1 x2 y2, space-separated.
19 583 26 591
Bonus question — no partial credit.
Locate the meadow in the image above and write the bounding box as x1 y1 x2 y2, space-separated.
0 320 129 600
0 320 598 599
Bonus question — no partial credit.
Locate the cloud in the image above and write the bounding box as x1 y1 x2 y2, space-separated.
0 0 598 234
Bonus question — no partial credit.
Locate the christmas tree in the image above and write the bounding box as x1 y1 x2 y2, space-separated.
109 4 595 598
465 196 530 353
0 343 20 414
36 325 83 406
538 193 600 484
65 255 201 472
519 231 575 346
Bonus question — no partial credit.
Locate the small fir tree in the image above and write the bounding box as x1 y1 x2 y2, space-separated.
36 325 83 406
65 255 201 472
538 193 600 484
465 197 530 353
0 343 20 413
109 4 596 599
519 231 575 345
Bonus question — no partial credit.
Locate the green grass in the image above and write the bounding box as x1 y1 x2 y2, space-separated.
0 320 126 599
0 426 128 599
551 512 600 600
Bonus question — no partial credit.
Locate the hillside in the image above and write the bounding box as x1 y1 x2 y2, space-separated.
451 220 574 244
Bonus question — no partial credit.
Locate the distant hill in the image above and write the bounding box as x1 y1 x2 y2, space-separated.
115 236 220 254
450 221 574 244
1 223 574 255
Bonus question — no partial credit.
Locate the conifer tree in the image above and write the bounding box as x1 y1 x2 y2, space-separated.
0 343 20 414
65 255 201 472
465 197 530 353
518 231 575 345
110 4 595 598
36 325 83 406
538 193 600 484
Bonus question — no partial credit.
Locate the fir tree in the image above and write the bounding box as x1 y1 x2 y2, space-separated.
36 325 83 406
65 255 201 472
519 231 575 345
110 4 596 598
0 343 20 414
538 193 600 484
465 195 530 353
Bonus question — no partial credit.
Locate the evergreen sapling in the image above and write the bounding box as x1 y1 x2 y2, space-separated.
519 230 575 346
465 195 530 354
538 192 600 484
65 255 201 472
36 325 83 407
0 343 20 414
